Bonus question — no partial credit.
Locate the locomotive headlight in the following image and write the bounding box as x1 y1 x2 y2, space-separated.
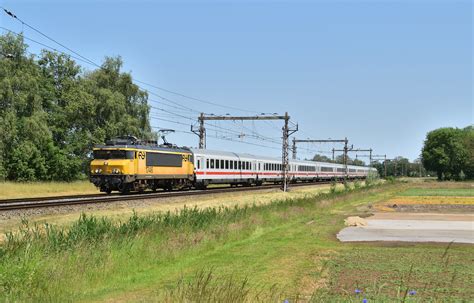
112 168 121 174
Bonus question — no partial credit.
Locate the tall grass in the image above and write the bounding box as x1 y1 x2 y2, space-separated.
3 180 383 256
0 180 386 301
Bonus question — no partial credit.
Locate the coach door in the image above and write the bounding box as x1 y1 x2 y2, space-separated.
196 156 205 175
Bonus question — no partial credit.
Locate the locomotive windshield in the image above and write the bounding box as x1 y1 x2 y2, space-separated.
93 150 134 160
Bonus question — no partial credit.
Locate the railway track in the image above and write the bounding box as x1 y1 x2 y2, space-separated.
0 182 336 211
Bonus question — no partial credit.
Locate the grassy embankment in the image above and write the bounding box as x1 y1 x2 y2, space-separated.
1 180 473 302
0 181 97 199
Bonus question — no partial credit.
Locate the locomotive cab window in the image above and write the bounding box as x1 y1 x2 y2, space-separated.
93 150 134 160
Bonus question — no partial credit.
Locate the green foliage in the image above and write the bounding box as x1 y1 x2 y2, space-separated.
343 180 351 191
461 126 474 179
0 33 154 181
312 154 332 162
422 127 471 180
330 178 337 193
353 180 361 190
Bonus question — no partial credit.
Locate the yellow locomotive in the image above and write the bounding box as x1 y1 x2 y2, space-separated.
90 137 194 193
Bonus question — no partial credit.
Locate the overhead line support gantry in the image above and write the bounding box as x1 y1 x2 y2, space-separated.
333 148 373 168
292 138 350 178
193 113 298 192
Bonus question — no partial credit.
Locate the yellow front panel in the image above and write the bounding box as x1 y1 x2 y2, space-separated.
91 147 194 178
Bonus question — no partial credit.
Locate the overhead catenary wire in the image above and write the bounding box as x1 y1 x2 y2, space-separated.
1 7 258 115
1 7 100 68
1 7 315 156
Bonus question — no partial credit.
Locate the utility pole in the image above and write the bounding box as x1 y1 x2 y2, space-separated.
292 137 297 160
292 138 350 178
354 149 373 167
191 113 206 149
195 112 297 192
334 147 374 176
343 138 349 178
371 154 388 178
332 148 335 162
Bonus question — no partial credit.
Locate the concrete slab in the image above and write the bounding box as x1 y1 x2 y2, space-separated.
337 219 474 244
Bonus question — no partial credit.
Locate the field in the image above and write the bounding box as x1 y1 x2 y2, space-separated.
0 181 97 199
0 180 473 302
399 188 473 197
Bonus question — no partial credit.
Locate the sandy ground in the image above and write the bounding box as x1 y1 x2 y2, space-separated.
338 212 474 244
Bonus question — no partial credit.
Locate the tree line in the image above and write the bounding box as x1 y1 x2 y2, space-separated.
312 126 473 180
0 33 154 181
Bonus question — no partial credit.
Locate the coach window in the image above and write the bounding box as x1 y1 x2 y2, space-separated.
216 159 220 169
206 159 209 169
197 160 200 169
230 161 233 170
210 159 214 169
221 160 224 169
225 160 229 169
246 162 249 170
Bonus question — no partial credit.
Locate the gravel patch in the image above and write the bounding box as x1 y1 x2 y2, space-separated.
337 215 474 244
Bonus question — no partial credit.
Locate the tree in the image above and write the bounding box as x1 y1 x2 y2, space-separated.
421 127 468 180
461 126 474 179
352 158 365 166
312 154 332 162
0 33 155 181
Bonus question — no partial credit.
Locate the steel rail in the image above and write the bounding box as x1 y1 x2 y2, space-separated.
0 181 340 211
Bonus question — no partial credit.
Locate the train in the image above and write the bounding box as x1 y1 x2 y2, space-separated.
90 136 377 194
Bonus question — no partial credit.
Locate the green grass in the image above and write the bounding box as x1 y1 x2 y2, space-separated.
1 182 473 302
399 188 474 197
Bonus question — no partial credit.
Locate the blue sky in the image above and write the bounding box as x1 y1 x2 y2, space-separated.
2 0 472 161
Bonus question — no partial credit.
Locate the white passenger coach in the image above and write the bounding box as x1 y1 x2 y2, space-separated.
191 149 376 188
